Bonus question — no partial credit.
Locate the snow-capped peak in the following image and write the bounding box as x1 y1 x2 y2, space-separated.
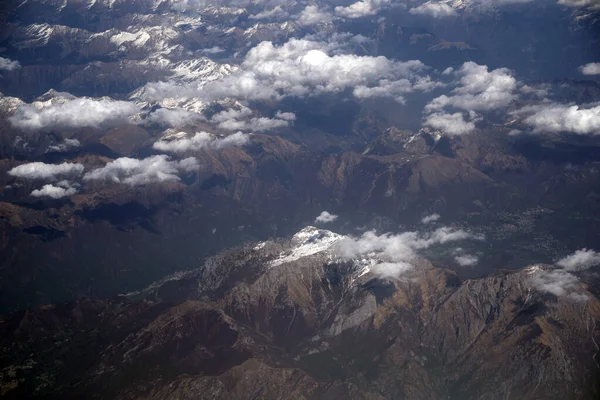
269 226 344 267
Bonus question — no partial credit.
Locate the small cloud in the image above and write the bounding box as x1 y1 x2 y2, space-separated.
275 111 296 121
529 248 599 300
421 213 440 224
0 57 21 71
335 0 391 18
424 112 475 135
530 269 580 297
556 248 600 271
8 162 84 180
580 63 600 75
31 181 78 199
409 2 457 18
315 211 338 223
249 5 289 20
146 108 204 128
83 155 198 186
199 46 226 55
153 131 249 153
454 254 478 266
297 5 333 26
46 138 81 153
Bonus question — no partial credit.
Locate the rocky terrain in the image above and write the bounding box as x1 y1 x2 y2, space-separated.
1 226 599 399
1 0 600 398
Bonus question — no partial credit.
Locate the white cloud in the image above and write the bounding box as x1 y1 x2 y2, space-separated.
83 155 198 186
455 254 479 266
197 38 429 103
530 248 599 300
146 108 204 127
297 5 332 26
31 181 78 199
335 0 391 18
557 0 600 10
556 248 600 271
250 5 289 20
580 63 600 75
409 2 457 18
9 98 140 132
426 62 518 112
517 103 600 135
211 107 253 123
530 269 581 297
199 46 226 55
421 213 440 224
275 111 296 121
0 57 21 71
219 117 289 132
315 211 338 223
8 162 84 180
336 227 482 279
46 138 81 153
153 131 249 153
424 112 475 135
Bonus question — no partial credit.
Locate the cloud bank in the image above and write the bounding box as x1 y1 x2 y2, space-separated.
83 155 198 186
517 103 600 135
9 98 140 132
8 162 84 180
530 248 600 301
153 131 249 153
409 2 458 18
336 227 483 279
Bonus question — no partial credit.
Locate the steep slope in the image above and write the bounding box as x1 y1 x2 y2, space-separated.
1 227 598 399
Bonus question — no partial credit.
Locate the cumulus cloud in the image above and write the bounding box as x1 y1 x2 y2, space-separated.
530 269 581 297
530 248 599 300
30 181 78 199
580 63 600 75
250 5 289 20
46 138 81 153
426 62 518 112
8 162 84 180
211 107 253 123
556 248 600 271
455 254 479 266
219 116 289 132
297 5 332 25
9 98 140 132
516 103 600 135
424 112 475 135
196 38 429 103
335 227 482 279
315 211 338 223
153 131 249 153
421 213 440 224
275 111 296 121
83 155 198 186
146 108 204 127
409 2 458 18
335 0 391 18
0 57 21 71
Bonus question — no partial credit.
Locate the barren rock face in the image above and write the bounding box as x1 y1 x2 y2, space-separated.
1 227 598 399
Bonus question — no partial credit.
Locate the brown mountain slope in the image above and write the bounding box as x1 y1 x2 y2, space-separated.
1 232 599 399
